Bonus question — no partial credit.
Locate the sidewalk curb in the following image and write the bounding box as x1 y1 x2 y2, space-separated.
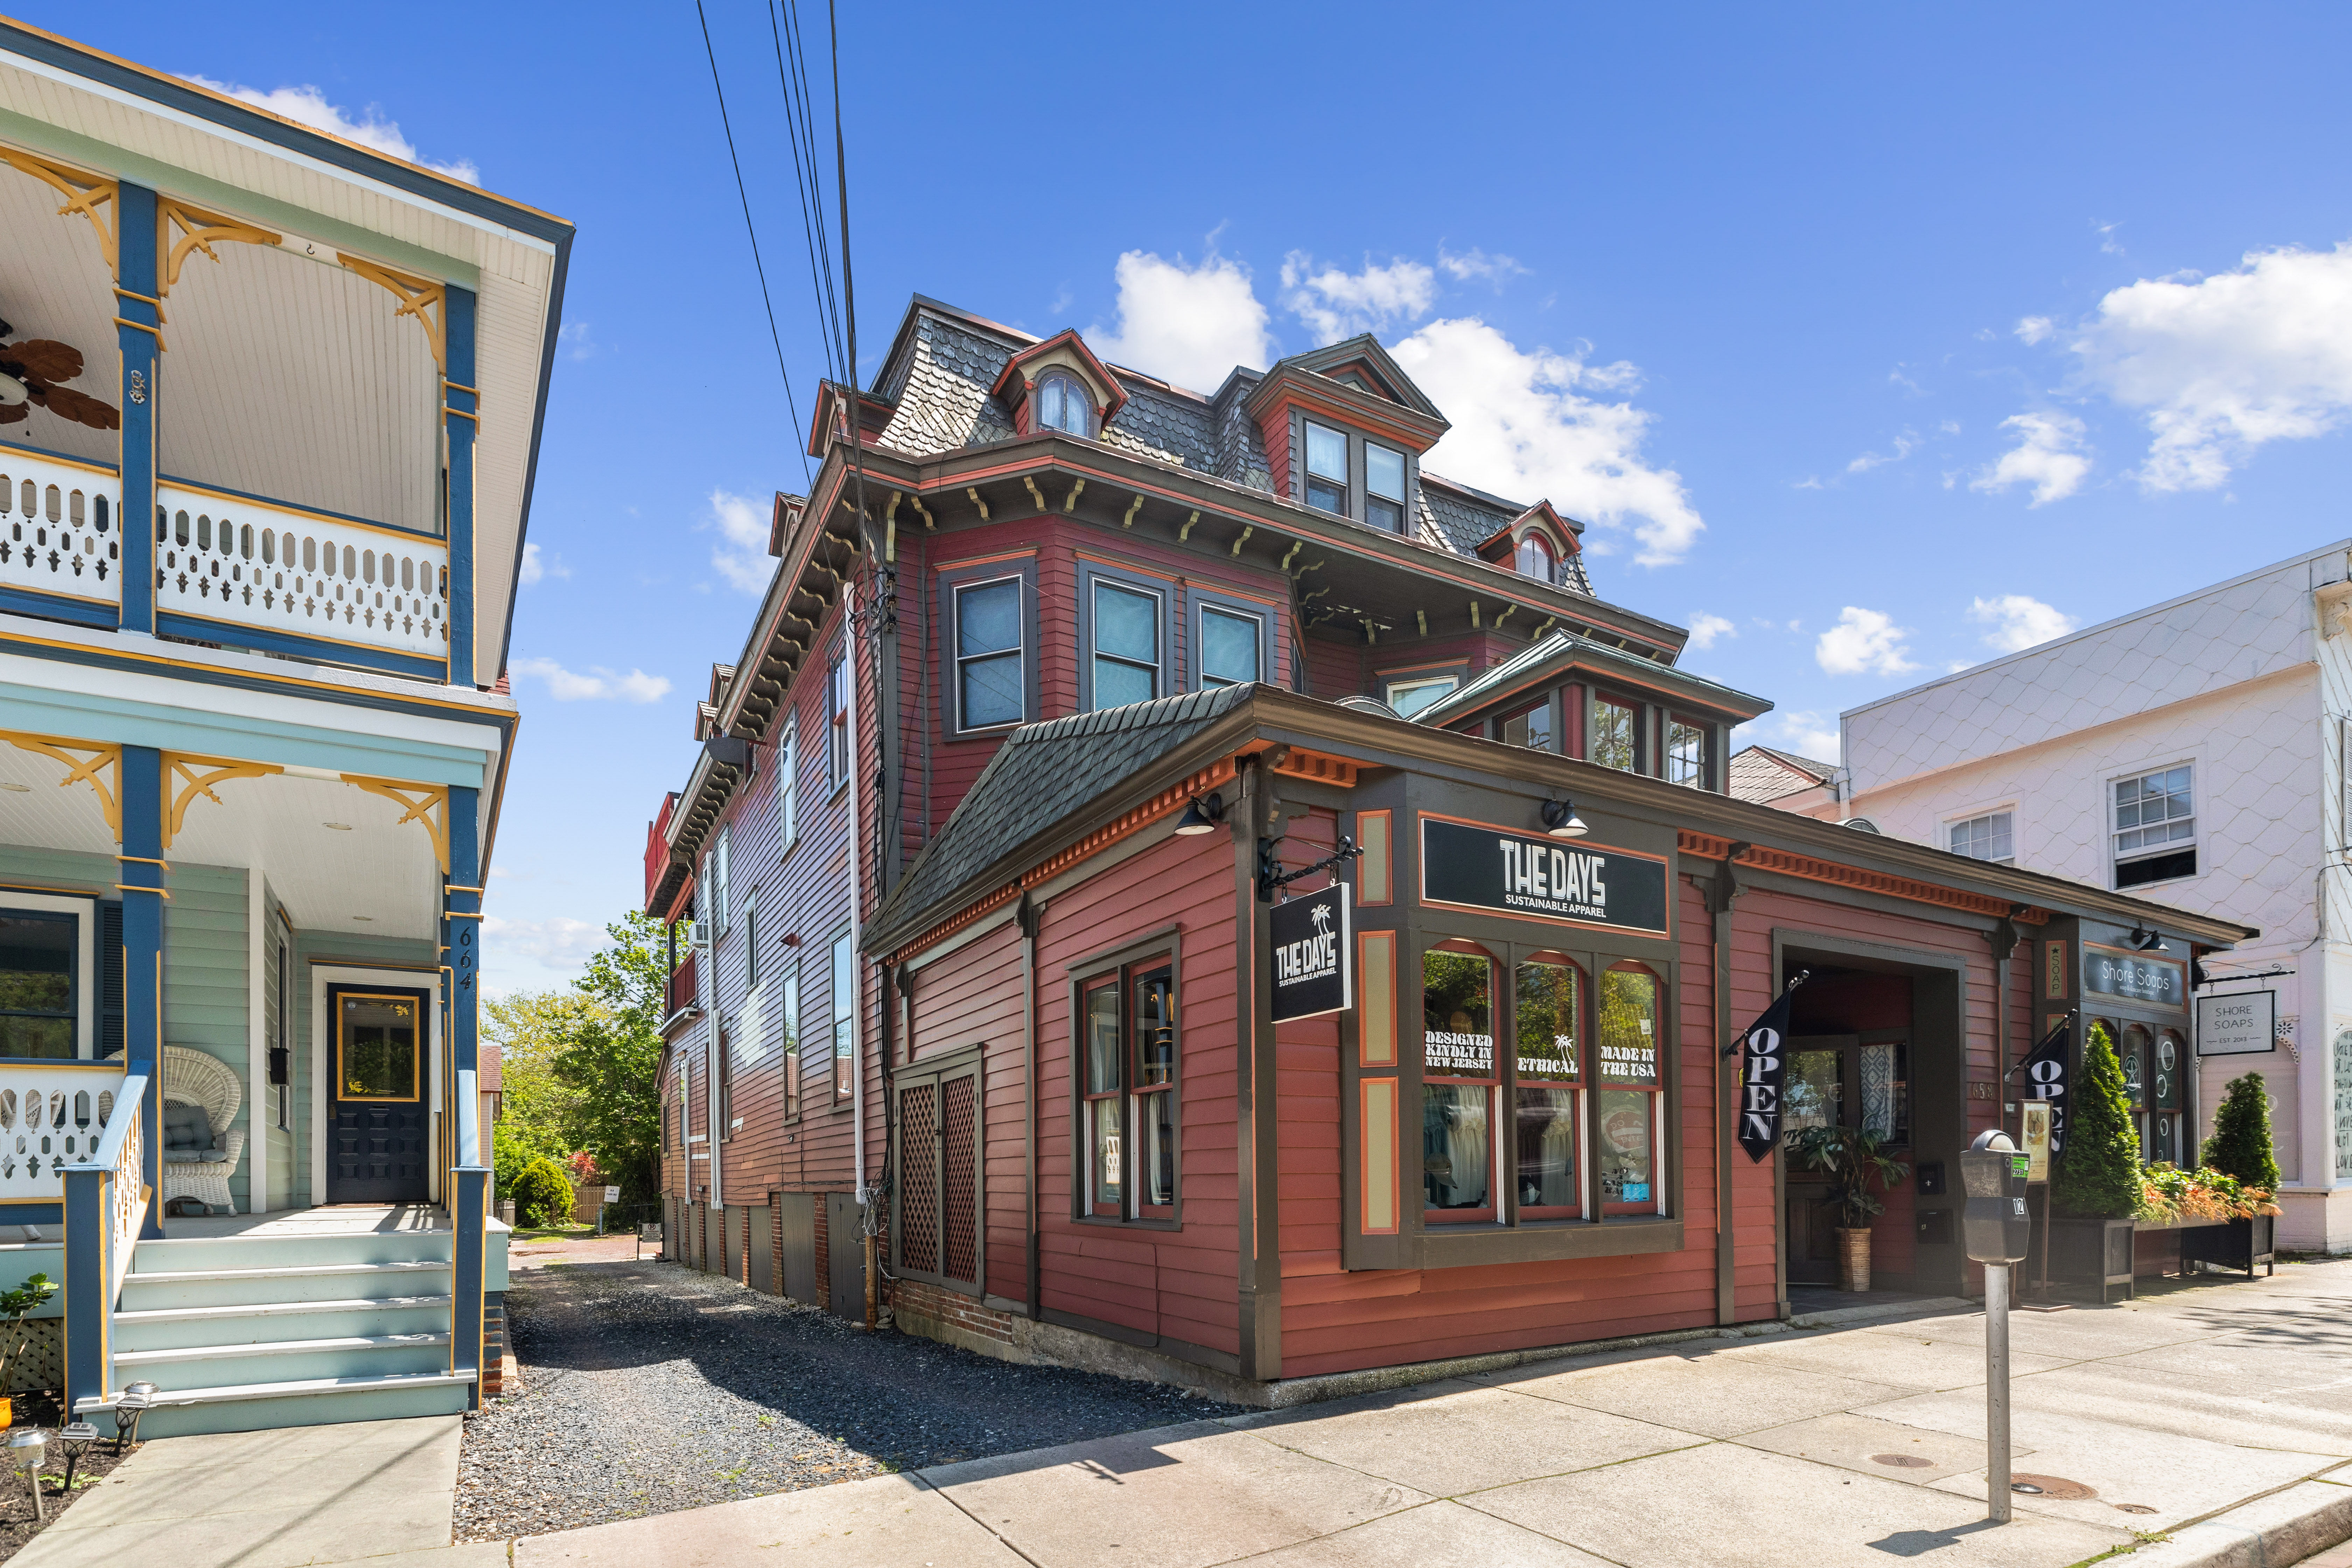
2113 1475 2352 1568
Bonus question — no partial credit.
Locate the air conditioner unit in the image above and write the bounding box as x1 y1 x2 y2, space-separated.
679 920 708 952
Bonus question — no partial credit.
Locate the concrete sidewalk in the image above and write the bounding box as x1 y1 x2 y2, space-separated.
30 1259 2352 1568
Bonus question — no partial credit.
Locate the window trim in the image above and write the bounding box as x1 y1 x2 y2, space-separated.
1588 689 1645 776
1032 368 1098 438
780 961 802 1123
0 894 96 1062
1664 713 1711 791
1077 564 1174 713
830 926 856 1108
1945 807 2017 867
1069 925 1186 1230
1186 585 1279 692
2108 759 2198 889
1289 410 1420 533
825 648 850 796
778 721 799 855
936 554 1040 738
950 574 1028 733
743 889 760 991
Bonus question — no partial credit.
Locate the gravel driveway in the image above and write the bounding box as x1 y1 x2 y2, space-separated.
454 1256 1239 1539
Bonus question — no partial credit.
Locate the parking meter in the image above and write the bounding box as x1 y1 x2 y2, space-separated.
1961 1129 2030 1264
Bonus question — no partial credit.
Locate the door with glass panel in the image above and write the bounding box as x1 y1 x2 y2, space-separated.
1782 1035 1911 1283
326 985 432 1204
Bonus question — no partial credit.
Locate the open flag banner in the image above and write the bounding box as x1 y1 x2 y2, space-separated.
1726 986 1798 1163
2017 1017 2070 1155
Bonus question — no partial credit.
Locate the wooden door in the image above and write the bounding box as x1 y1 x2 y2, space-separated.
1782 1036 1852 1285
325 986 432 1204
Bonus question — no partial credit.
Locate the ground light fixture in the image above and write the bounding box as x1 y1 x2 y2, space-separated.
1540 798 1588 839
56 1421 96 1493
7 1428 44 1521
1172 793 1226 835
114 1383 159 1450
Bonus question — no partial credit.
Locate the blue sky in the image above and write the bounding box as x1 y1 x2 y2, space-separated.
39 4 2352 991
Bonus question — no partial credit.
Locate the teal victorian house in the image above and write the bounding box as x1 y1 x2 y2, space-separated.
0 20 570 1433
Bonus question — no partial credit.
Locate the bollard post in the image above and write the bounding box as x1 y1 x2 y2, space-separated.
1985 1259 2011 1522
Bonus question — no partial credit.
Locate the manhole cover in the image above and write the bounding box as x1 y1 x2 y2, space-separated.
1872 1454 1935 1468
2011 1474 2098 1500
2114 1504 2157 1516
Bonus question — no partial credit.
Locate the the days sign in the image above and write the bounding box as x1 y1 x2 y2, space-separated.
2020 1101 2051 1182
1419 814 1669 936
602 1185 621 1204
1270 883 1353 1023
2083 946 2186 1009
2197 991 2276 1057
1725 987 1797 1162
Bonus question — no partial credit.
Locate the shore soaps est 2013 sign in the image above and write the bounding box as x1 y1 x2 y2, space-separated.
1420 815 1670 936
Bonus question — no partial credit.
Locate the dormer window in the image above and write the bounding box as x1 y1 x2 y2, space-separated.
1035 370 1095 437
1367 443 1406 532
1515 533 1555 582
1305 422 1349 514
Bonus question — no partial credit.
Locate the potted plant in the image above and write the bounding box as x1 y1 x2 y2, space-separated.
2048 1023 2141 1300
2181 1074 2282 1276
1788 1126 1911 1292
0 1273 57 1426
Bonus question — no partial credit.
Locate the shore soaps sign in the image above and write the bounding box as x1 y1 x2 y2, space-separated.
1420 815 1670 936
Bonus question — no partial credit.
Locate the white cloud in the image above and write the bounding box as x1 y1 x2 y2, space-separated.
1438 247 1527 286
181 76 477 182
483 915 604 972
1091 250 1272 392
1280 252 1437 343
2095 220 2125 257
1686 612 1736 650
2068 241 2352 492
1736 710 1843 764
1968 593 2078 653
509 656 671 704
2015 316 2055 345
1971 411 2091 506
1846 430 1919 473
516 542 569 587
1815 607 1918 677
705 489 773 593
1390 318 1705 566
558 322 596 362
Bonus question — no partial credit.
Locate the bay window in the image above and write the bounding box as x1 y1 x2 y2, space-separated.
1305 422 1349 515
953 578 1025 730
1596 964 1663 1214
1197 602 1264 687
1665 718 1707 789
1366 442 1406 531
1422 945 1497 1222
1513 958 1582 1219
1501 700 1555 751
1592 696 1639 773
1088 578 1163 709
1079 951 1178 1221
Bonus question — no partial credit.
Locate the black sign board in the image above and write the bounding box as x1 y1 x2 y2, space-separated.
1419 815 1670 937
1270 883 1352 1023
2019 1018 2070 1155
2083 947 2185 1010
1727 988 1796 1162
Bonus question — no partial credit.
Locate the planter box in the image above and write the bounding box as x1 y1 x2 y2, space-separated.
2044 1216 2136 1303
2180 1214 2275 1280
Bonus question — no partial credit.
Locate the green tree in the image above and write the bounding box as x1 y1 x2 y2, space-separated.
510 1156 575 1229
2054 1021 2141 1218
2202 1072 2281 1190
484 990 590 1199
551 1007 662 1209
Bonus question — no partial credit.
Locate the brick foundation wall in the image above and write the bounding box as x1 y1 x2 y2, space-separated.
482 1293 506 1398
890 1277 1013 1350
812 1191 828 1301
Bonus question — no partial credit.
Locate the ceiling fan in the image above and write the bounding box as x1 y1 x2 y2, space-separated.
0 318 120 432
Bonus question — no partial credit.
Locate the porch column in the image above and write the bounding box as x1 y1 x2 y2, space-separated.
114 182 160 635
62 1161 115 1418
120 745 164 1238
446 784 485 1409
443 286 478 687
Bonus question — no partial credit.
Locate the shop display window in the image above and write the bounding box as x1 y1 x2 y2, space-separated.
1596 964 1664 1214
1513 957 1582 1219
1081 953 1179 1222
1423 945 1496 1222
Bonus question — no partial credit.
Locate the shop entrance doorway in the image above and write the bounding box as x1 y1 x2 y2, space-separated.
1781 1032 1914 1284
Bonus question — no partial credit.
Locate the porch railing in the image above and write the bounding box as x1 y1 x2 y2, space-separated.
63 1073 146 1423
0 446 125 610
666 952 699 1019
155 480 450 664
103 1086 145 1308
0 1064 129 1201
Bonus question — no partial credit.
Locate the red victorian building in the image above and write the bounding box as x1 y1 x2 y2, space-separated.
644 296 2246 1400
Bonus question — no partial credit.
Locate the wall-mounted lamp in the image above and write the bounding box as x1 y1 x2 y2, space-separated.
1540 799 1588 839
2128 926 2170 953
1174 793 1226 836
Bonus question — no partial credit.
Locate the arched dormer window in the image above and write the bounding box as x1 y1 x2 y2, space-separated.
1035 370 1096 438
1514 532 1555 582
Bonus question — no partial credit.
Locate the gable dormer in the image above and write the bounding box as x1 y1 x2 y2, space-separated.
1242 335 1449 534
1474 501 1584 586
992 329 1127 439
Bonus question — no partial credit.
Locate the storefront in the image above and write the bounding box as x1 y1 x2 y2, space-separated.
868 685 2252 1398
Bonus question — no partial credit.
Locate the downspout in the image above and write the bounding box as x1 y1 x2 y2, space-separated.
845 565 873 1321
1017 893 1041 1317
1710 844 1747 1328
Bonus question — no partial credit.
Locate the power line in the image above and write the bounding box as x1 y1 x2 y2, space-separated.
771 0 846 385
695 0 811 487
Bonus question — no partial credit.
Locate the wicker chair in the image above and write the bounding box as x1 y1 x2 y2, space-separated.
161 1046 244 1214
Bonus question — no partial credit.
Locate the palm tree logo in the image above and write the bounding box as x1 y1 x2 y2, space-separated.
1310 903 1333 937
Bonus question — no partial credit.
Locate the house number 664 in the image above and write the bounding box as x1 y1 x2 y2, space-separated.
128 370 147 405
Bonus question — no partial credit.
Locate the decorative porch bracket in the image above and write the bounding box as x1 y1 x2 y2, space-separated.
161 754 284 849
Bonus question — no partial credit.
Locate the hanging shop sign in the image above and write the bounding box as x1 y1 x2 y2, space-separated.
1270 883 1352 1023
2020 1018 2070 1155
2083 945 2186 1010
1725 986 1797 1162
2196 990 2275 1057
1419 814 1670 937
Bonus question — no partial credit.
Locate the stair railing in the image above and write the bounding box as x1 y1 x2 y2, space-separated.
62 1076 148 1423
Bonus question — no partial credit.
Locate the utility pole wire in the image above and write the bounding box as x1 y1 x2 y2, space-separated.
771 0 847 385
694 0 811 488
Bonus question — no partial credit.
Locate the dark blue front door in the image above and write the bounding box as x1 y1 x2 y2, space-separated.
326 985 432 1204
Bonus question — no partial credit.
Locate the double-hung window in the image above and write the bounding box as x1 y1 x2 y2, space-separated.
778 724 798 852
707 829 731 939
2113 765 2194 887
1197 602 1264 688
716 1025 735 1139
1385 673 1458 719
827 650 849 792
781 964 801 1120
1080 952 1178 1219
1591 697 1639 772
1948 811 2014 864
954 578 1024 729
743 891 760 989
831 929 855 1104
1034 370 1095 436
1088 579 1161 709
1665 719 1707 789
1366 443 1407 531
1304 422 1349 515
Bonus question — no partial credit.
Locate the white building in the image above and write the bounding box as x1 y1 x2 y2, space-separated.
1823 541 2352 1252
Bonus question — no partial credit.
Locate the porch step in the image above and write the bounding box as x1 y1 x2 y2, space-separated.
119 1259 451 1311
114 1295 455 1352
113 1331 453 1392
131 1229 456 1273
74 1370 475 1439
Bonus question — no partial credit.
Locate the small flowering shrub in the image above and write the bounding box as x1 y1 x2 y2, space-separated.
2136 1162 2279 1224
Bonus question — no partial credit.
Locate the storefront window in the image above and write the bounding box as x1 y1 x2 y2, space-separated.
1135 964 1176 1212
1080 954 1179 1221
1423 947 1496 1220
1596 964 1662 1214
2151 1029 2184 1164
2118 1021 2151 1161
1084 976 1122 1216
1514 958 1582 1219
